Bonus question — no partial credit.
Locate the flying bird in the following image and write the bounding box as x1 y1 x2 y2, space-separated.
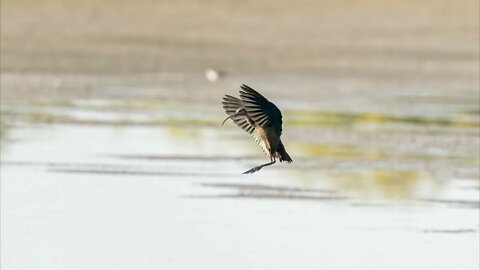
221 84 292 174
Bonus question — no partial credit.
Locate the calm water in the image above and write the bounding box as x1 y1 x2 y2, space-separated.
1 96 478 270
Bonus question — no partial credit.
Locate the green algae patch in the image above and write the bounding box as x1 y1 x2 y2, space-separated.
327 169 438 199
291 143 366 159
2 112 219 127
285 109 480 128
290 142 475 162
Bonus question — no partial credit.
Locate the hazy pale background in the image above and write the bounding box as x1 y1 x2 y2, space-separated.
2 0 478 101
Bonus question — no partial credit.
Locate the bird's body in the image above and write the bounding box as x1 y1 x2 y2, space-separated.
222 84 292 174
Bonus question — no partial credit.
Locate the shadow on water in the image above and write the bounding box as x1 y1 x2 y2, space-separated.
1 160 235 178
419 198 480 209
186 182 348 202
422 229 478 234
108 153 261 161
49 168 233 178
198 182 338 194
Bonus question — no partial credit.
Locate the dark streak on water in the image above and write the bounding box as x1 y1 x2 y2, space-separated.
422 229 478 234
197 182 338 194
49 168 233 178
1 160 236 178
184 193 348 202
348 202 389 208
108 154 262 161
419 198 480 209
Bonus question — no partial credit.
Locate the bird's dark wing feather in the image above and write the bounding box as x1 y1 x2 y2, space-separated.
239 84 279 128
222 94 270 157
222 95 255 134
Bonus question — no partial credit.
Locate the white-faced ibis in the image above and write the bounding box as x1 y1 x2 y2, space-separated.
222 84 292 174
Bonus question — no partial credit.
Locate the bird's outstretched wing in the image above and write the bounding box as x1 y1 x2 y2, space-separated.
222 93 270 157
222 95 255 134
239 84 281 129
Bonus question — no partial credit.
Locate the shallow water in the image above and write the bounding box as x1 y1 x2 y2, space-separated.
1 98 479 270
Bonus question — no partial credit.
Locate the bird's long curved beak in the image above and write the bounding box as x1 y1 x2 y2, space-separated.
221 114 235 125
222 110 244 125
222 108 244 125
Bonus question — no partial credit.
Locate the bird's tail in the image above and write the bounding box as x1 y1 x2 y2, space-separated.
277 140 292 163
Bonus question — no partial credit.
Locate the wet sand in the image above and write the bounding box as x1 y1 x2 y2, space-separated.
1 0 479 269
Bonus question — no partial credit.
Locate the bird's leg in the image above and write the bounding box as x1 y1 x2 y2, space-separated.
243 156 276 174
